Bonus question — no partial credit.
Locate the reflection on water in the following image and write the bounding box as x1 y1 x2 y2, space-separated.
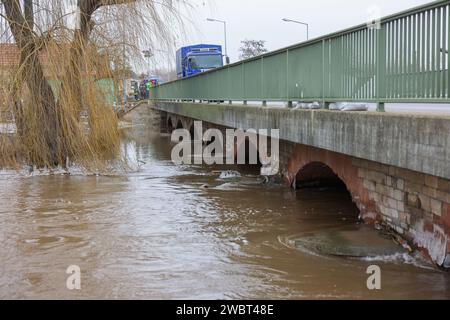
0 107 449 300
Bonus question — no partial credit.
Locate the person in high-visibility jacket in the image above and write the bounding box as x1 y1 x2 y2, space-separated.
145 81 152 99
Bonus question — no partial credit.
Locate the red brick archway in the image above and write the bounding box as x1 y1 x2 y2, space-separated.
295 162 346 188
284 144 379 223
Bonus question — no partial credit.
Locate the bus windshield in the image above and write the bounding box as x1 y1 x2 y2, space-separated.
189 55 223 70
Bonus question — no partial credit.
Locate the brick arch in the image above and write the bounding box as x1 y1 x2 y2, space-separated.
167 116 175 132
188 122 195 135
182 118 193 132
234 133 262 166
168 115 193 132
284 144 379 223
167 114 181 132
175 118 183 129
295 161 345 187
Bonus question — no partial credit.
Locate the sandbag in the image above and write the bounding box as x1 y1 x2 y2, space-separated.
329 102 346 110
329 102 368 111
341 103 368 111
295 102 321 109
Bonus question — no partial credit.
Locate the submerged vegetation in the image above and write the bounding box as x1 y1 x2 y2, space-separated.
0 0 185 171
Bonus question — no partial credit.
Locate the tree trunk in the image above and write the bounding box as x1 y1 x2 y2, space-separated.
3 0 60 165
68 0 136 116
67 0 98 118
22 43 60 165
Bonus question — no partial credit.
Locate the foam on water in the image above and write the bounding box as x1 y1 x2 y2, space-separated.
360 252 436 270
10 160 140 178
218 170 241 179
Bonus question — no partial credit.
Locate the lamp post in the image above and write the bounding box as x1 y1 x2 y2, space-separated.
282 18 309 41
207 18 230 64
142 49 153 75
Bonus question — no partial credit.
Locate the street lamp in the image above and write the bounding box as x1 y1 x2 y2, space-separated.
207 18 230 64
282 18 309 41
142 49 153 75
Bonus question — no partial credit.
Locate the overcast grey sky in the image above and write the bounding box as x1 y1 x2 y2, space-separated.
169 0 433 64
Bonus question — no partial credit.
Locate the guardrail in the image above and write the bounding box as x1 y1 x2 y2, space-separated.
150 0 450 110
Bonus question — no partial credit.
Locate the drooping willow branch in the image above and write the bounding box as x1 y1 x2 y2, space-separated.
0 0 187 169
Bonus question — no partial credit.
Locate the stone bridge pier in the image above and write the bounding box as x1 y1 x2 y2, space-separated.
155 103 450 268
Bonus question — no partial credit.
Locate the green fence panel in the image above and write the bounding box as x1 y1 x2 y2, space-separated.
288 42 323 100
208 70 225 100
228 63 244 100
262 52 287 100
243 59 262 100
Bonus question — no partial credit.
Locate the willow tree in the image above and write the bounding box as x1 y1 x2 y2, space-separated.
0 0 183 169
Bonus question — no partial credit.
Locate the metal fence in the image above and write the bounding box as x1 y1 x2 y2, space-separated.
150 1 450 109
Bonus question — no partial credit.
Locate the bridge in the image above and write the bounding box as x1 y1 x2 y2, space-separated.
148 1 450 268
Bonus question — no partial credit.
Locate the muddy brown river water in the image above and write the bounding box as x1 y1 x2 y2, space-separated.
0 107 449 299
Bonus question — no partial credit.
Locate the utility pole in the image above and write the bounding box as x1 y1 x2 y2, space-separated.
142 49 153 75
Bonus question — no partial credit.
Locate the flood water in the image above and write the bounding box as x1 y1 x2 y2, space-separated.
1 106 450 300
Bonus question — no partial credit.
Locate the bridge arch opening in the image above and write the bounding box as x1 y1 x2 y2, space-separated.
189 124 195 138
236 137 262 174
176 119 183 130
167 118 174 132
294 162 360 217
295 162 345 189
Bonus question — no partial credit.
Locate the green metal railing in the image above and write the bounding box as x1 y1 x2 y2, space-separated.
150 1 450 109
